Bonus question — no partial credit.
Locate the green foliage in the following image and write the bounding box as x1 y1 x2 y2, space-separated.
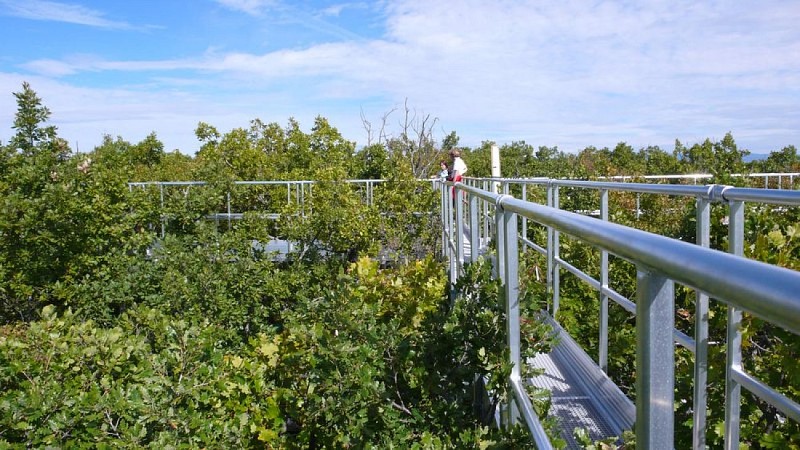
9 81 58 156
278 172 381 262
573 427 635 449
351 143 391 179
3 83 800 448
0 305 283 448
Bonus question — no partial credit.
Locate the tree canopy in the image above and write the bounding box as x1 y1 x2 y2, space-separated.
1 82 799 448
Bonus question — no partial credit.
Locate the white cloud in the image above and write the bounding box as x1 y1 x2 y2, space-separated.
214 0 275 16
0 0 134 29
4 0 800 153
319 2 368 17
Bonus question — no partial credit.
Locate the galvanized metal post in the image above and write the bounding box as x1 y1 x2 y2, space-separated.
483 180 489 241
694 196 711 450
635 269 675 448
300 183 306 217
496 198 506 282
599 189 609 372
447 186 457 288
456 185 466 273
503 204 521 426
440 182 447 260
521 184 528 239
636 193 641 220
724 200 745 450
227 191 231 230
470 192 479 263
546 183 554 314
160 183 165 238
552 185 561 317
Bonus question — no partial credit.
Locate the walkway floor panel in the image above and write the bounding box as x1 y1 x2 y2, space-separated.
528 315 634 449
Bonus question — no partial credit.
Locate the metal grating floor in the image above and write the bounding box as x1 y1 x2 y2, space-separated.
529 352 619 448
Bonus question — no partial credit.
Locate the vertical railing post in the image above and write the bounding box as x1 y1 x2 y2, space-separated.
456 184 466 273
546 182 554 315
440 182 447 260
724 200 745 450
227 191 232 230
552 184 561 317
521 183 528 239
694 196 711 449
502 203 521 426
470 192 479 263
159 183 165 238
635 193 641 220
599 189 609 372
446 184 457 288
635 269 675 448
302 182 307 217
496 198 506 282
483 180 489 242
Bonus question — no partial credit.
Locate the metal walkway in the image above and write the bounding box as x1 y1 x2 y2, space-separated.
443 179 800 449
528 316 634 447
463 226 633 448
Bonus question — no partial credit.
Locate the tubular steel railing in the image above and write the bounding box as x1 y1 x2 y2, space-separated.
441 177 800 449
128 180 395 237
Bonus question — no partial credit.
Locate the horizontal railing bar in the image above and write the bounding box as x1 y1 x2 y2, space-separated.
721 187 800 206
555 257 695 350
602 286 636 315
510 377 553 450
493 194 800 334
131 179 442 187
732 366 800 423
740 172 800 177
552 180 711 197
520 236 546 256
674 329 695 351
205 213 281 220
556 256 600 290
457 183 504 203
464 177 800 206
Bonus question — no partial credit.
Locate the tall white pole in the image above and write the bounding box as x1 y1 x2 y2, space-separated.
491 144 501 193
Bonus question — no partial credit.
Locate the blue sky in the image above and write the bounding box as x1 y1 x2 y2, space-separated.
0 0 798 155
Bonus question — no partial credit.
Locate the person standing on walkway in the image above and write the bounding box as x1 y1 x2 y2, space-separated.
438 160 450 180
449 149 467 183
448 149 468 200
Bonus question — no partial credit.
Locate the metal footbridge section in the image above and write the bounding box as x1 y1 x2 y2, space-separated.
528 315 634 447
441 178 800 449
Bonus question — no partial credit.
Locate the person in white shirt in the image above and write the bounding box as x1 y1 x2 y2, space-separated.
449 149 468 182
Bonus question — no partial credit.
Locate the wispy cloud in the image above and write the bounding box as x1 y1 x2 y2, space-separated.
3 0 799 154
214 0 275 16
0 0 133 29
319 2 368 17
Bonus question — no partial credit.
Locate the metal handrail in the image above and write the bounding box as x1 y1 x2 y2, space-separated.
495 194 800 331
443 179 800 448
128 179 435 237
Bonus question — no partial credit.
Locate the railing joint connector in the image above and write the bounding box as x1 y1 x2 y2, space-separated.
706 184 734 203
495 194 512 210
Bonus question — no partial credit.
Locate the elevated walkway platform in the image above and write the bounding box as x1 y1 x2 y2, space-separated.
528 315 634 448
460 225 634 448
